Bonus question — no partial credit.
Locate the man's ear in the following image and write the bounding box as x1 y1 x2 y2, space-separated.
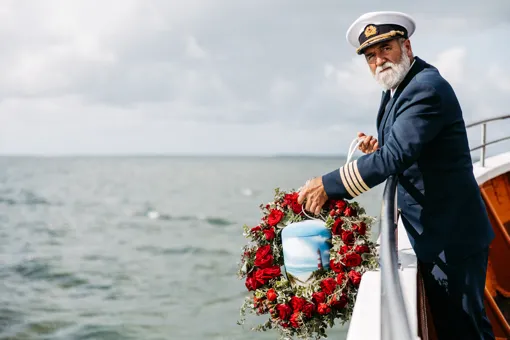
404 39 413 58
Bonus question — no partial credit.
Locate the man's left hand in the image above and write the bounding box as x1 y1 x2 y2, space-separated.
297 177 329 215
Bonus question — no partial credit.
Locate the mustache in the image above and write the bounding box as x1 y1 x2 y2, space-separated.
375 62 396 75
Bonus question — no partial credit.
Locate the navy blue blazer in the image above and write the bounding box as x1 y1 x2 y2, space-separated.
322 56 495 263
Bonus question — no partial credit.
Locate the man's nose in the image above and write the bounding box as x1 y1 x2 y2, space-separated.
376 56 387 66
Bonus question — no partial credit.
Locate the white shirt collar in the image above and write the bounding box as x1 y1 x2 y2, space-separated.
390 58 416 97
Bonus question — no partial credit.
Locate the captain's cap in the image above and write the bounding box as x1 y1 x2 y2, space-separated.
346 11 416 55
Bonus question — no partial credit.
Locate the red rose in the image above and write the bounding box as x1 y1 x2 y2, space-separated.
267 288 277 301
317 303 331 315
341 230 355 245
290 311 301 328
320 278 337 295
291 202 302 214
344 253 362 267
283 193 303 214
336 200 347 212
355 245 370 254
312 291 326 304
253 266 281 286
327 200 337 210
331 218 344 235
302 303 315 318
353 222 367 235
258 266 281 281
339 245 351 254
330 294 348 309
329 259 344 273
254 245 273 268
336 272 345 286
263 227 276 241
344 206 357 217
349 270 362 286
283 192 297 205
290 296 306 312
250 225 261 233
267 209 284 226
245 272 262 291
277 303 292 320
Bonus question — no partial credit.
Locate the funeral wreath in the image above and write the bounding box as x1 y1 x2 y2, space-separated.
237 188 378 339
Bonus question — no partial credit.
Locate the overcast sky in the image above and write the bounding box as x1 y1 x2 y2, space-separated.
1 0 509 156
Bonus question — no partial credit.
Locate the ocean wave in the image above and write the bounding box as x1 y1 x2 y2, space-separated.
0 190 55 207
65 324 136 340
136 210 235 226
0 307 25 332
12 259 88 289
137 245 232 257
24 320 72 337
202 292 246 307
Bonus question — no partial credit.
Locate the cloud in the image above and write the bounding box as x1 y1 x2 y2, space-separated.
185 36 208 60
487 65 510 94
431 47 466 86
1 1 509 155
309 235 330 243
282 238 317 261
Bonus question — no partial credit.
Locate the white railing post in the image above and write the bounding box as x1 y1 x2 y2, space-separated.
480 123 486 167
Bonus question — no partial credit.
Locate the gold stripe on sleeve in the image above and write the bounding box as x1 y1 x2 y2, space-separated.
343 165 362 197
347 162 366 194
339 166 357 198
353 160 370 192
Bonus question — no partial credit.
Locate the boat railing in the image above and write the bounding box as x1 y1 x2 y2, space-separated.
466 114 510 167
379 175 414 340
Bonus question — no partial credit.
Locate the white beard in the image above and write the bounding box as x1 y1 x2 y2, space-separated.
373 45 411 91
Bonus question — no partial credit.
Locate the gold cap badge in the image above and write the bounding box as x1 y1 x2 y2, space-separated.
364 25 377 38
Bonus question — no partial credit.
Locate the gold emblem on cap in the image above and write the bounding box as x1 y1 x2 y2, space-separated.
364 25 377 38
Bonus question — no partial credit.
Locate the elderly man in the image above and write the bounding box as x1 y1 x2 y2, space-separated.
297 11 495 339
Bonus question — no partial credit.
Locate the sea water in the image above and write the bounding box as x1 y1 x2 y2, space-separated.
0 156 383 340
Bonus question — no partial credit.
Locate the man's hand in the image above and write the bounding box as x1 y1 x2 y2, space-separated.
357 132 379 154
297 177 329 215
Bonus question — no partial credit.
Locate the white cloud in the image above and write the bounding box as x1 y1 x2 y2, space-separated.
432 47 466 86
1 1 509 155
487 65 510 93
269 77 296 104
309 235 329 243
282 238 317 261
185 36 208 59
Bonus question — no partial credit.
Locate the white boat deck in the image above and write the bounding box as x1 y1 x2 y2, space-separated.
473 151 510 186
346 151 510 340
346 218 419 340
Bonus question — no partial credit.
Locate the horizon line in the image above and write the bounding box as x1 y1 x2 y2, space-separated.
0 152 349 158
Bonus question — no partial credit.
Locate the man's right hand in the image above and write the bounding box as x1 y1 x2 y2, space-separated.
357 132 379 154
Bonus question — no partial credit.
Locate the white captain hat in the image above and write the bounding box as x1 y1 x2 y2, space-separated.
346 11 416 55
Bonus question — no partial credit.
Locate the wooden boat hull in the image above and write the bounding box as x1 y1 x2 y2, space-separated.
417 169 510 340
481 171 510 339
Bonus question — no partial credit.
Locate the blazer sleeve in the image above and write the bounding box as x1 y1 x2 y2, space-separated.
322 83 445 200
